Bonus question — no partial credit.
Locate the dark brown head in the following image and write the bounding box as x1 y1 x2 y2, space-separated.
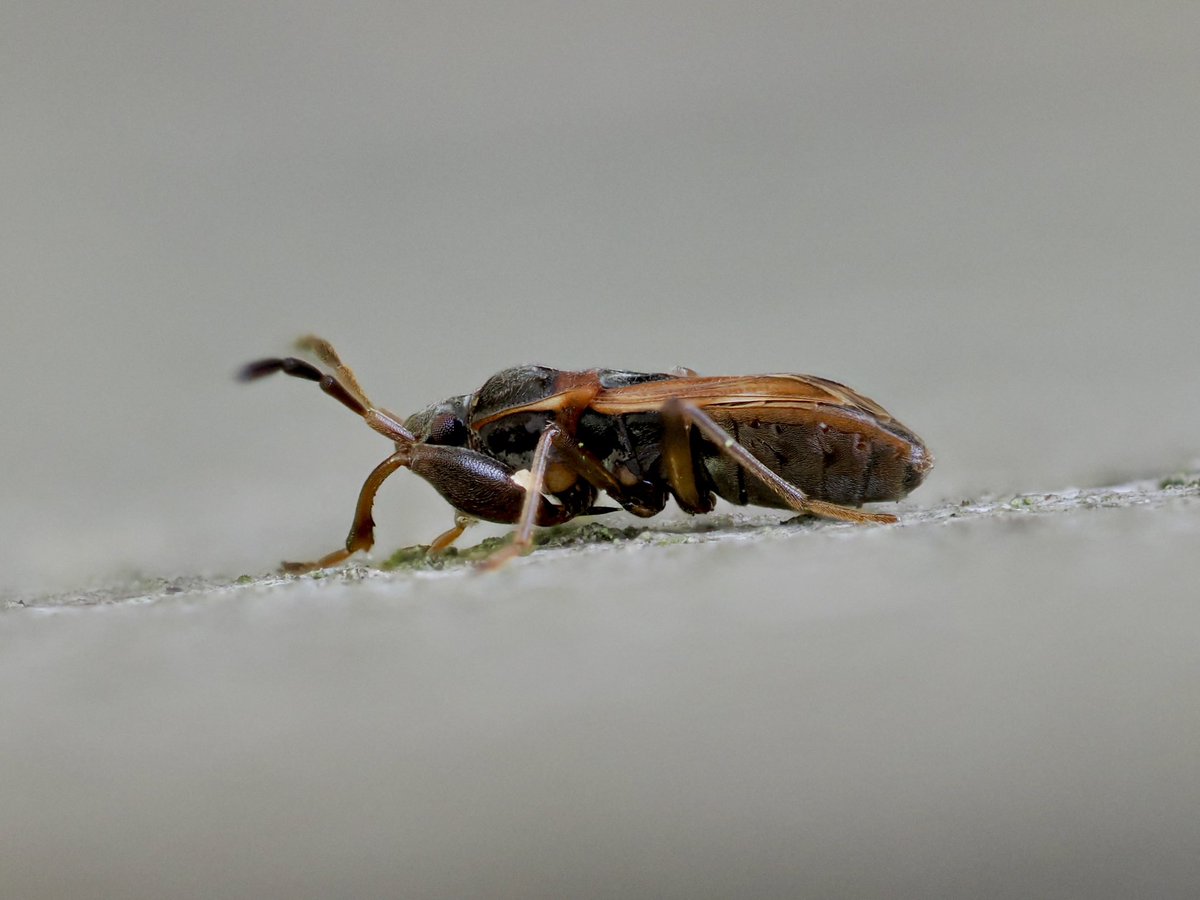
402 394 472 447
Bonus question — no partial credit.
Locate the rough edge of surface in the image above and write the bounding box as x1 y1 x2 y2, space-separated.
6 470 1198 611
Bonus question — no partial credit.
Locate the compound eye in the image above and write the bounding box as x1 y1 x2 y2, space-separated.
427 413 469 446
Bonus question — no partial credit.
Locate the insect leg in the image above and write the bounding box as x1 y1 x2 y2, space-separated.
659 399 713 514
537 429 666 517
428 513 478 554
475 427 556 570
475 423 659 570
280 449 410 573
660 399 898 525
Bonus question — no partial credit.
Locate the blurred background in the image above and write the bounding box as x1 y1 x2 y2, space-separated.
4 0 1198 591
3 3 1199 897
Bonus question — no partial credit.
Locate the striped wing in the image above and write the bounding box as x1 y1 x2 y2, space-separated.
589 374 896 422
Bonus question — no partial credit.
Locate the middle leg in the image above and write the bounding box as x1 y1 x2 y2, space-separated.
474 423 660 570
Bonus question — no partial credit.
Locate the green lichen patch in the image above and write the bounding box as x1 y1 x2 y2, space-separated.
379 521 648 570
379 544 455 571
11 466 1200 610
378 534 514 571
636 531 692 546
533 521 642 548
1159 473 1200 490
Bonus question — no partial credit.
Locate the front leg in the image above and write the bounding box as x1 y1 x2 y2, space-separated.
280 446 542 574
281 449 410 573
408 443 579 528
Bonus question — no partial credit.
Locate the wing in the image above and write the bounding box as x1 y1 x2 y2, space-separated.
589 374 896 421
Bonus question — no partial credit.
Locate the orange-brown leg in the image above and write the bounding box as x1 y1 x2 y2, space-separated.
659 398 711 514
475 428 557 571
428 514 477 554
281 450 411 573
661 399 898 525
472 422 669 570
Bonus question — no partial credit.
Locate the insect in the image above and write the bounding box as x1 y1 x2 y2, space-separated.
240 336 933 570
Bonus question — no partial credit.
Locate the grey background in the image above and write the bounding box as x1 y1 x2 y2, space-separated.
3 2 1199 897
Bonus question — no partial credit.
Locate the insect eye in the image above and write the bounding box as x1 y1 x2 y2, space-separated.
427 414 469 446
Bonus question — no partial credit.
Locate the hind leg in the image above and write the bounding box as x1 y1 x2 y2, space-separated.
659 399 897 525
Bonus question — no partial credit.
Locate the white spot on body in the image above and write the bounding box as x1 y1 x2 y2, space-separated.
509 468 562 504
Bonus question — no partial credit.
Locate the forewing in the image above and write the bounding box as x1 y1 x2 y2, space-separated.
590 374 894 420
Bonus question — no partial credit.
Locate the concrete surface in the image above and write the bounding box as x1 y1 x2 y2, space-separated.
4 482 1200 898
3 2 1199 897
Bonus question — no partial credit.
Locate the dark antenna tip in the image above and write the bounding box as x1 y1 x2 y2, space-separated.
237 359 284 382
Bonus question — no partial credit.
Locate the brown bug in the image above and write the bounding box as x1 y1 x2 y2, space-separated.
240 336 933 570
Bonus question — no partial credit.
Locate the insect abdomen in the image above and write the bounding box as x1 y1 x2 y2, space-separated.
702 410 930 508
